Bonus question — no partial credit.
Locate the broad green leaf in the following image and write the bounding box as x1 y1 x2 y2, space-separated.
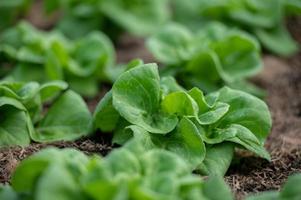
188 88 211 112
161 91 199 117
255 25 299 56
106 148 141 178
216 87 272 144
39 80 68 102
0 97 31 147
197 143 234 176
147 24 195 64
33 90 92 142
188 88 229 124
112 64 178 134
197 102 229 125
202 175 233 200
11 148 89 193
211 33 262 82
229 0 283 28
157 117 206 169
93 91 120 132
216 124 270 160
160 76 184 97
34 165 84 200
141 150 189 178
184 51 222 93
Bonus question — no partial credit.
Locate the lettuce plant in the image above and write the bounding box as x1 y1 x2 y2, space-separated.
93 64 272 176
0 21 115 97
43 0 170 39
147 22 264 97
0 80 91 146
1 143 234 200
171 0 301 56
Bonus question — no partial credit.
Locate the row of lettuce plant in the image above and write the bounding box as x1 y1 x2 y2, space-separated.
3 0 300 56
1 63 272 177
0 21 267 98
0 141 235 200
1 141 300 200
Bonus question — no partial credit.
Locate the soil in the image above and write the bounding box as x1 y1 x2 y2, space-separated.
1 8 301 199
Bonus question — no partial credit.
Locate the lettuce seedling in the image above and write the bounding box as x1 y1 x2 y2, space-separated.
5 144 234 200
93 64 272 175
0 21 115 97
147 22 264 97
171 0 300 56
43 0 170 39
0 80 91 146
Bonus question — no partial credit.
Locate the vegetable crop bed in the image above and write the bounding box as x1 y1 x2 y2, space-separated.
1 1 301 199
1 19 301 199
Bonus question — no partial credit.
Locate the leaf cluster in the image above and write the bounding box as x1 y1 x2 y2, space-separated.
0 145 234 200
172 0 301 56
0 22 115 97
93 64 272 176
147 22 264 97
0 80 91 146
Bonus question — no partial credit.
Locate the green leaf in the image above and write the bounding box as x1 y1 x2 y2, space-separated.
93 91 120 132
33 90 92 142
211 33 262 82
161 91 199 117
11 148 89 193
202 175 233 200
184 50 222 93
147 24 195 64
34 165 84 200
39 80 68 102
0 97 31 147
197 102 229 125
197 143 234 176
160 76 184 97
112 64 178 134
216 87 272 144
216 124 270 160
229 0 283 28
158 117 206 169
255 25 299 56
